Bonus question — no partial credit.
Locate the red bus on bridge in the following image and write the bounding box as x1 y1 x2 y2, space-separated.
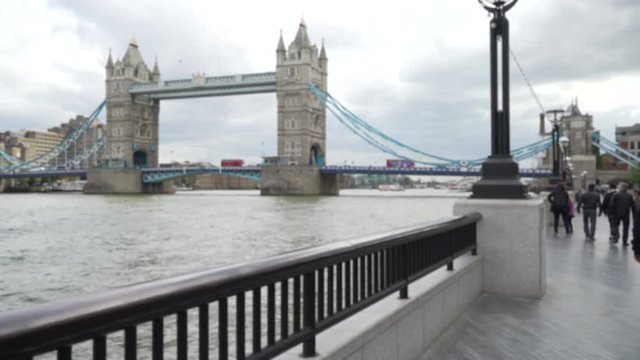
221 159 244 167
386 159 415 168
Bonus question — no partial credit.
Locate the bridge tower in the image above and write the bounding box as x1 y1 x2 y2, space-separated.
261 20 337 195
276 19 328 166
539 99 597 187
104 38 160 169
86 38 168 194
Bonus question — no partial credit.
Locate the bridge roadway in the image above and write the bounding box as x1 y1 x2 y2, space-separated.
0 166 553 183
422 215 640 360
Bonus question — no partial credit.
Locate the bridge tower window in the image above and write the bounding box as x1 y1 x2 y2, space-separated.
286 66 298 78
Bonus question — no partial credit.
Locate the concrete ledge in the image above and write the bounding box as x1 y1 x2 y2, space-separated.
278 254 483 360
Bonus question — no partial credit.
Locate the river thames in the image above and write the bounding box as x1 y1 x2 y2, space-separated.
0 189 465 313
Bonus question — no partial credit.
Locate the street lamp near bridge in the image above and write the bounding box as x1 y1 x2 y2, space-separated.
471 0 527 199
546 109 565 178
560 136 570 184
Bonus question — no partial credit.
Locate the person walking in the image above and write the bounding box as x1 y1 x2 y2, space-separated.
610 182 636 246
634 204 640 260
577 184 601 240
548 183 570 234
567 198 575 233
601 183 617 240
633 187 640 209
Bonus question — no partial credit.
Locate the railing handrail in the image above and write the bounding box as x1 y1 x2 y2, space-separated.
0 212 481 358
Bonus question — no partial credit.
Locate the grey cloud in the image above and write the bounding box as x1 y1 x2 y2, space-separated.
4 0 638 167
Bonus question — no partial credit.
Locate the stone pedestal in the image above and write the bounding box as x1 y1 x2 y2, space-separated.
260 165 338 196
454 198 546 299
84 169 175 194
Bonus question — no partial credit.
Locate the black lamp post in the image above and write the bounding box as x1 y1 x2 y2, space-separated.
546 109 565 177
471 0 527 199
560 136 570 181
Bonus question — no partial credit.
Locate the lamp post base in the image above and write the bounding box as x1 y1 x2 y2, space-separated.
471 156 528 199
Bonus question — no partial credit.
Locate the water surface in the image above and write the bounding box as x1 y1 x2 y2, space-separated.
0 189 464 312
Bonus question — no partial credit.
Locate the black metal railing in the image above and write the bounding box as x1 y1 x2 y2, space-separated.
0 213 481 360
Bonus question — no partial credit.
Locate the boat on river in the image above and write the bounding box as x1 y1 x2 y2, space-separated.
51 180 86 192
378 184 404 191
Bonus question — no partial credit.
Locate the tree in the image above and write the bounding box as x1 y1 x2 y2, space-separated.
592 144 603 169
627 167 640 186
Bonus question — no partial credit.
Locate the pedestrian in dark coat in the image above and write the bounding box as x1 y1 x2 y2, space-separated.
566 198 575 233
633 207 640 260
577 184 601 240
548 183 570 234
610 182 636 245
601 183 617 240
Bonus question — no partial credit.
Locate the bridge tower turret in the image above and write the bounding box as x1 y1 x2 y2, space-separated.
276 19 328 166
104 37 160 169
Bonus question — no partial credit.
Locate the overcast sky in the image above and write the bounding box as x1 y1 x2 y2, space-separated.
1 0 638 166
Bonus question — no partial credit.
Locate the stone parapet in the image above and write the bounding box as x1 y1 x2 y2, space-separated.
454 198 546 299
278 255 483 360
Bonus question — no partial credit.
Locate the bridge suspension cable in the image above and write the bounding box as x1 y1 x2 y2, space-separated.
510 47 545 115
0 148 25 167
309 83 552 167
3 100 106 172
592 132 640 168
309 84 461 166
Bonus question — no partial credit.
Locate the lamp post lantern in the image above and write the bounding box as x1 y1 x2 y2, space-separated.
471 0 528 199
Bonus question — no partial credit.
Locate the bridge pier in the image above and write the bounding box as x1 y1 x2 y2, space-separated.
260 165 338 196
84 169 174 194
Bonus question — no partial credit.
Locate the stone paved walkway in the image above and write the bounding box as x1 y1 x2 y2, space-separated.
422 213 640 360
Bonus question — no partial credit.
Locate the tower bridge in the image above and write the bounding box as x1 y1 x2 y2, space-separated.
84 20 331 194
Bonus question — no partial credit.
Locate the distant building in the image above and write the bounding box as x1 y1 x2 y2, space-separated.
1 130 63 163
49 115 106 168
538 99 598 187
0 132 27 167
600 153 627 171
0 115 105 168
613 123 640 171
193 174 258 190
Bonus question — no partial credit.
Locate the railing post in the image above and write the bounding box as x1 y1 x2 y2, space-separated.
447 232 455 271
399 245 409 299
302 271 317 357
472 224 478 256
